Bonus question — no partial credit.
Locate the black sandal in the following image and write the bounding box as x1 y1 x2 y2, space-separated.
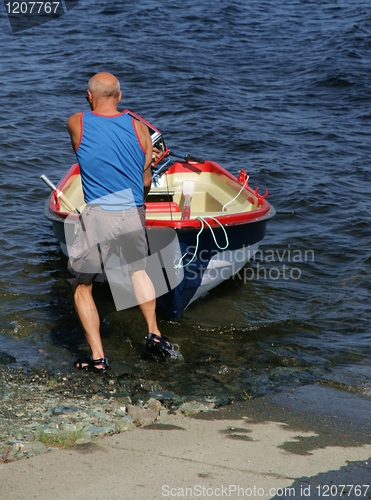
145 333 183 361
75 355 110 374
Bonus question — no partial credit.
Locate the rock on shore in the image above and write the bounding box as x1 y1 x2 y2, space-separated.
0 365 216 463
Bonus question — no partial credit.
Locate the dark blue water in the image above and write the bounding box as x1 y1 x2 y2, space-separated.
1 0 371 401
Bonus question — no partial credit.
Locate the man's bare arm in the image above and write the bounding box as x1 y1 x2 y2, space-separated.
134 120 153 198
67 113 83 152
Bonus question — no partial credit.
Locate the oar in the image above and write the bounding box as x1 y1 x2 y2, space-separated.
40 175 79 213
170 152 205 164
181 180 195 220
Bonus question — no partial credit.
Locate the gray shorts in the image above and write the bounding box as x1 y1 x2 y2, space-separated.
67 205 147 287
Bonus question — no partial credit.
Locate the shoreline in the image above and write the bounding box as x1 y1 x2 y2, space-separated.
1 361 371 456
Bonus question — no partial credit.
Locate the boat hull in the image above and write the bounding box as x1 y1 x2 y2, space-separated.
43 159 275 319
154 221 266 319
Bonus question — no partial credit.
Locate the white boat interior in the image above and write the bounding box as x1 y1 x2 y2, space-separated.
59 167 259 220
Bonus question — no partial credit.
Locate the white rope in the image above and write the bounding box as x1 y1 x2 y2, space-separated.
174 216 229 269
221 175 249 213
174 219 206 269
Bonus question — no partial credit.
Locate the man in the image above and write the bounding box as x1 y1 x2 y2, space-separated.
67 72 182 373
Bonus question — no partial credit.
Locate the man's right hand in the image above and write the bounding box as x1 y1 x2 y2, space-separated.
152 147 164 163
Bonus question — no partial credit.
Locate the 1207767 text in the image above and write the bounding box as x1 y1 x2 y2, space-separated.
5 2 60 14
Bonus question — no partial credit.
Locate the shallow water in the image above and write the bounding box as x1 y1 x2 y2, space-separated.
1 0 371 402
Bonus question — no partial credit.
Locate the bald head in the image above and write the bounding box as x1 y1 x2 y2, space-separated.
87 72 120 99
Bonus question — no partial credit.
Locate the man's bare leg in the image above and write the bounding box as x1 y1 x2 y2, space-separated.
130 270 183 359
130 270 161 336
73 283 106 367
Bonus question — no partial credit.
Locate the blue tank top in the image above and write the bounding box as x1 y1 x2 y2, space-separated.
75 111 146 208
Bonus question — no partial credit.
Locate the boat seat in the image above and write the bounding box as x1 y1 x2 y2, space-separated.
145 201 180 213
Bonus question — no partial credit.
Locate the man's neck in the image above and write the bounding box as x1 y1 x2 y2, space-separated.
89 97 121 116
90 105 121 116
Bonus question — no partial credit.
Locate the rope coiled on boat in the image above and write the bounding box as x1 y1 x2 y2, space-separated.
174 216 229 269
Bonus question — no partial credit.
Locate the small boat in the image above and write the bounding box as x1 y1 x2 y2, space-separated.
42 112 275 319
